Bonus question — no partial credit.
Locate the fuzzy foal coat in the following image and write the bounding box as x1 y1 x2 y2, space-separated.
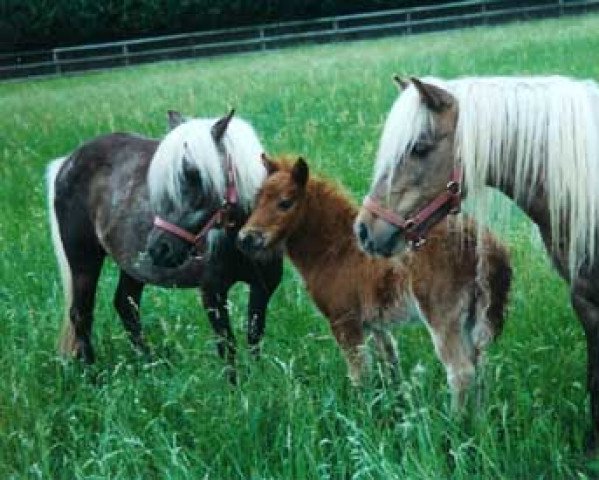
240 160 511 408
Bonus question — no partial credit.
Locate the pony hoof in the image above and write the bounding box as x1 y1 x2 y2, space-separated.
249 344 262 361
348 376 362 388
585 429 599 457
132 339 152 358
75 342 95 365
224 367 238 386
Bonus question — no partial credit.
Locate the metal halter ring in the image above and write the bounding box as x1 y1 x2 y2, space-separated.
446 180 460 194
411 237 427 248
404 219 416 232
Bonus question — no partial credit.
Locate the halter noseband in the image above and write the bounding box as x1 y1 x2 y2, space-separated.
362 167 462 248
153 154 239 255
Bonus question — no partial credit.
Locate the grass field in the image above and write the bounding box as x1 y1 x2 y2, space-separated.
2 12 599 479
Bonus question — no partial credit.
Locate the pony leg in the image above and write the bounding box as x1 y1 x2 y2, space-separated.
427 320 476 412
247 258 283 359
246 285 270 359
571 287 599 454
51 179 105 363
201 288 237 384
113 270 148 354
246 261 282 359
331 317 366 386
471 350 487 412
68 257 105 364
371 329 400 380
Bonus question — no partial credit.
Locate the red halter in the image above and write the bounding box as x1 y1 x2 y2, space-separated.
153 154 239 253
362 167 462 247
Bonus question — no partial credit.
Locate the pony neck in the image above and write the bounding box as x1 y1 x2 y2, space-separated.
285 177 358 275
455 76 599 278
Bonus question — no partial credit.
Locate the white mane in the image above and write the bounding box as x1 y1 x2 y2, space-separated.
376 75 599 277
148 116 266 212
374 83 434 185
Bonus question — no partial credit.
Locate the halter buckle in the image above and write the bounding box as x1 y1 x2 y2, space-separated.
446 180 460 195
411 237 427 249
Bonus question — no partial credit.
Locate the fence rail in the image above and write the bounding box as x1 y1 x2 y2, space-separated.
2 0 599 80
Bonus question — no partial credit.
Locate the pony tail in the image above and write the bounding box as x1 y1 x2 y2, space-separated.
47 157 76 355
479 233 512 341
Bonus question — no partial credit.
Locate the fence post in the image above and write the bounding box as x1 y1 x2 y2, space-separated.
332 18 339 40
558 0 564 16
259 27 266 51
52 49 61 75
406 12 412 34
123 44 130 66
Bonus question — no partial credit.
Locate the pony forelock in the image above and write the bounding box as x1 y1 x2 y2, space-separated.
147 117 266 213
376 75 599 278
373 82 435 188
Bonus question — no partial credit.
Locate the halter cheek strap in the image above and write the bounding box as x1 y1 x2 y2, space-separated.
153 211 224 248
153 154 238 253
363 167 462 247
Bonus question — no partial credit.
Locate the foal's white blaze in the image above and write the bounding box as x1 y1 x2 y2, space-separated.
147 117 266 212
375 76 599 277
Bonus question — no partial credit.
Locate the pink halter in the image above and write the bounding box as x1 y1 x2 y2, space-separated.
362 167 462 247
153 154 238 253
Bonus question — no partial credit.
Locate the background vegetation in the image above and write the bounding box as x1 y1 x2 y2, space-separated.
1 0 521 52
1 12 599 479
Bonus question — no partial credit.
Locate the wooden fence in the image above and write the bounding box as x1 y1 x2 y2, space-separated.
2 0 598 80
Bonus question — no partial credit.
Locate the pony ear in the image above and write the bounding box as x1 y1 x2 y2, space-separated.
291 157 309 188
167 110 187 130
410 77 454 112
211 108 235 144
261 153 278 176
392 74 410 90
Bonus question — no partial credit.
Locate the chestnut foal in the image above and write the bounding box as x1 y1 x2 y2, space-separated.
238 156 511 410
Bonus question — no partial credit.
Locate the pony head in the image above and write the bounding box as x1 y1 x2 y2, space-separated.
357 74 599 276
146 110 266 267
237 155 309 258
355 76 459 257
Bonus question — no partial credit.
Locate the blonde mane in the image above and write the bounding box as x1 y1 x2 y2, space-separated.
376 75 599 277
147 116 266 212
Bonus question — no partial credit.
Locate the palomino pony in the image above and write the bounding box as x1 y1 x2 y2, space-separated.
47 111 282 381
238 156 511 409
355 75 599 449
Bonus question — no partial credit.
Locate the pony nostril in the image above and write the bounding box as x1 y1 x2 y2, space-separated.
150 242 170 262
358 222 369 244
383 229 400 255
238 231 265 252
237 232 254 251
253 231 265 248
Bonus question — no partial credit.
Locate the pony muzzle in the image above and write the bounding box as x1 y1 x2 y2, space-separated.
354 208 406 257
237 229 267 253
360 167 463 252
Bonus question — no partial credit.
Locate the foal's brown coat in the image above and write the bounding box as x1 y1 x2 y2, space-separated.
239 157 511 409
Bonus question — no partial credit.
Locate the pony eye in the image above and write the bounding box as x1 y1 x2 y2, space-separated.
278 198 295 211
411 141 433 158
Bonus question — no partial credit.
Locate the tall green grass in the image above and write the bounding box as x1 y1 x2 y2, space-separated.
1 12 599 479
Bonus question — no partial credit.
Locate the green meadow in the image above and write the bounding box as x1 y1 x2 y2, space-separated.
2 12 599 479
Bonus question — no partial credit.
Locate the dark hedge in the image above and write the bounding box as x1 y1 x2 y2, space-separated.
1 0 447 52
